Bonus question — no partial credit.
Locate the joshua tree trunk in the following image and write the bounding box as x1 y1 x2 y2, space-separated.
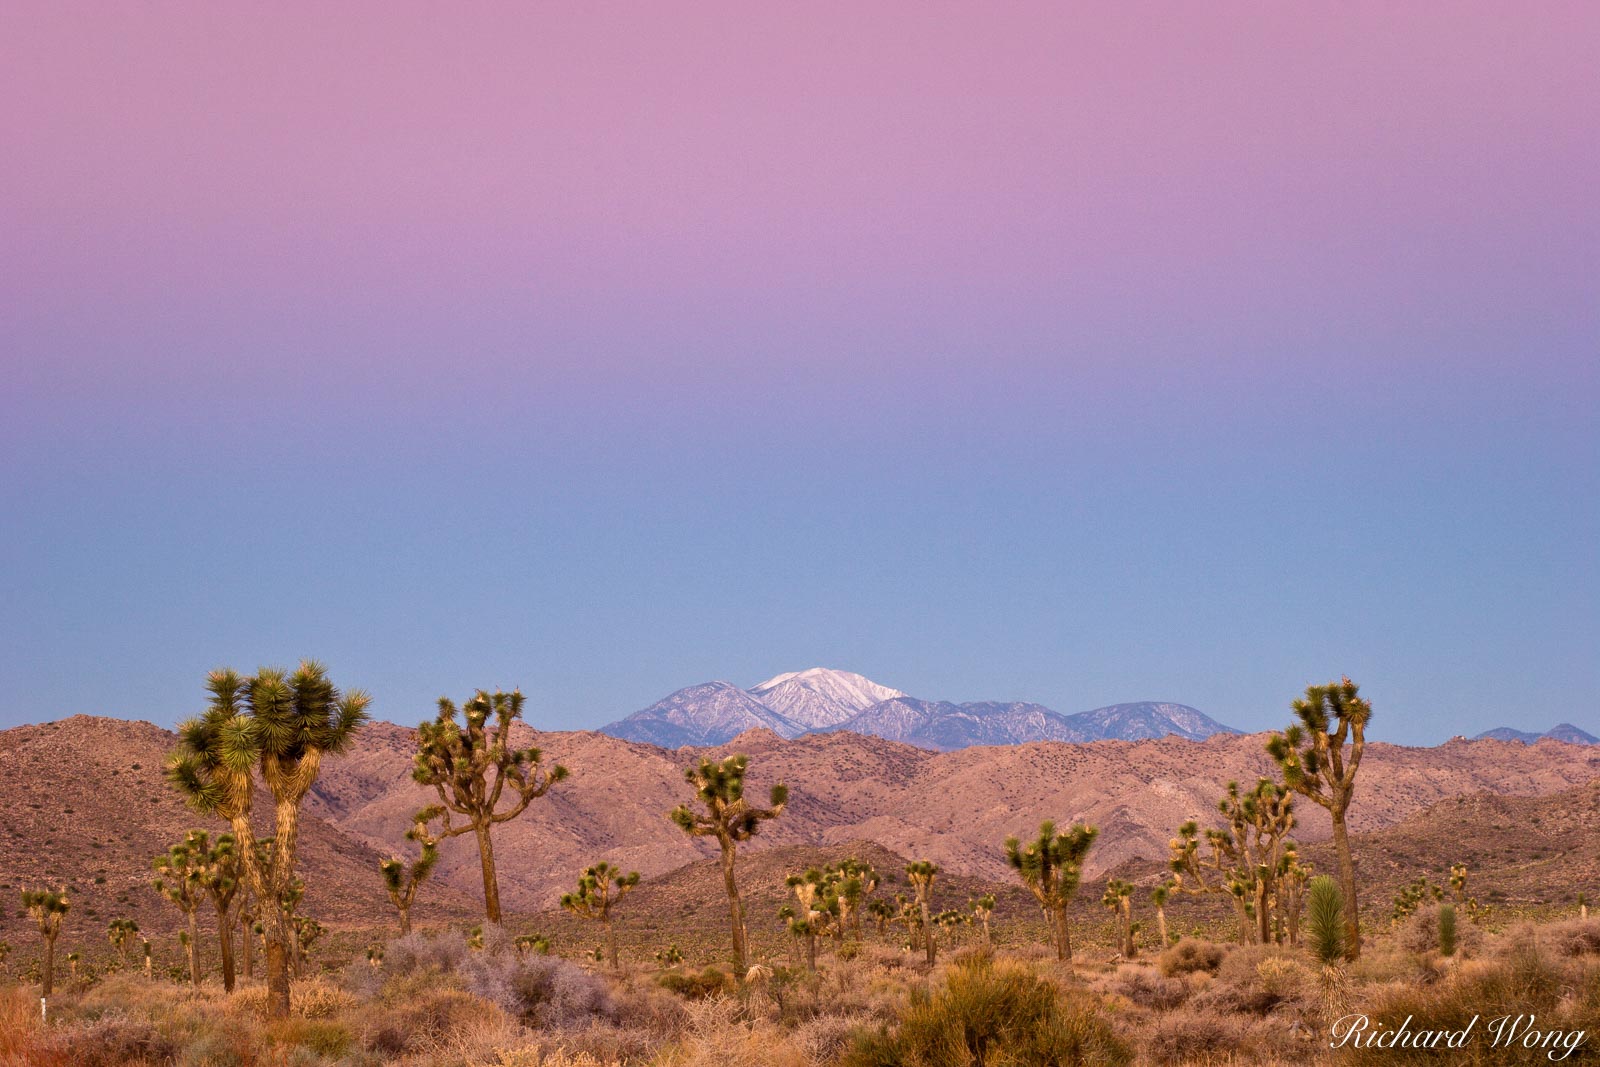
261 905 291 1015
720 839 748 972
186 911 201 986
1051 906 1072 962
979 915 992 945
805 929 818 971
216 902 236 993
1330 812 1361 960
398 903 413 937
919 900 936 966
605 916 619 970
1256 881 1272 945
41 935 56 997
474 820 502 925
240 915 253 979
1155 904 1169 947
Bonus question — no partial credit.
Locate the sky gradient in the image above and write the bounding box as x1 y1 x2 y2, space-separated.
2 4 1596 743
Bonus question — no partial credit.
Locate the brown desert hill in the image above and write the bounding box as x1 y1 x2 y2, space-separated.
307 717 1600 912
4 714 1598 954
0 716 476 955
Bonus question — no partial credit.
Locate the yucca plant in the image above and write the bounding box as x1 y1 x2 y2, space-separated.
379 808 441 936
1438 902 1458 958
561 861 641 969
153 833 208 987
669 754 787 972
167 662 370 1018
654 944 684 967
142 939 152 979
1306 874 1349 1018
1005 820 1097 961
412 689 568 925
1266 678 1371 959
107 918 140 966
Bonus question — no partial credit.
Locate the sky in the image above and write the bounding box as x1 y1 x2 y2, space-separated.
1 4 1595 745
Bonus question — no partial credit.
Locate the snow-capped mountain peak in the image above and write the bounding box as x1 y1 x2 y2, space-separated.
748 668 906 730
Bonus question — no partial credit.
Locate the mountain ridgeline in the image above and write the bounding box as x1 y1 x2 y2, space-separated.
599 668 1240 750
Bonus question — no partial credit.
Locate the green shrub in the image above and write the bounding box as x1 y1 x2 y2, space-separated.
1306 875 1344 965
657 966 731 999
1438 904 1457 957
1157 938 1226 977
843 955 1130 1067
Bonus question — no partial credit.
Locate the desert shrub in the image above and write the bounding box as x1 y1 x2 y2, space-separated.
460 949 615 1028
1112 966 1188 1010
1193 944 1314 1016
362 986 501 1057
1399 903 1483 957
1158 937 1226 977
1140 1008 1245 1062
267 1017 354 1058
27 1012 177 1067
1543 918 1600 958
842 955 1130 1067
794 1012 874 1062
1343 947 1582 1065
657 966 732 1000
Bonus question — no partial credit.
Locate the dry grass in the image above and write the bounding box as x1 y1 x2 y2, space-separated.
5 916 1600 1066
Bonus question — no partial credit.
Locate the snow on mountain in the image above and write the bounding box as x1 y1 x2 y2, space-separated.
601 681 805 747
599 671 1242 750
748 667 906 730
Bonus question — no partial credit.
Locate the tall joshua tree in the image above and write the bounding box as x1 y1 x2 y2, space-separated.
905 861 939 966
199 833 244 992
1101 879 1136 957
153 833 208 987
1005 820 1097 962
1265 677 1371 960
167 662 371 1018
560 861 641 970
970 895 995 945
107 919 140 967
380 809 441 936
1150 884 1171 947
669 754 787 972
412 689 568 924
22 889 69 997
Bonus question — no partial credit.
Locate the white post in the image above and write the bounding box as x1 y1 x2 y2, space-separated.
40 996 47 1023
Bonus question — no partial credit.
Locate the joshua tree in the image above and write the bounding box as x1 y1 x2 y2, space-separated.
867 898 896 939
1391 876 1443 924
933 909 969 946
291 916 322 974
669 754 787 972
1005 820 1097 961
970 895 995 945
411 689 567 925
905 861 939 966
1150 884 1171 947
655 944 684 967
560 861 641 969
784 867 843 970
1278 844 1311 945
832 858 878 940
167 662 370 1017
380 809 441 936
1168 779 1296 945
24 889 70 996
1580 893 1589 922
142 939 152 979
1266 677 1371 960
197 832 245 992
153 833 208 987
65 951 81 982
1101 879 1136 957
108 918 140 966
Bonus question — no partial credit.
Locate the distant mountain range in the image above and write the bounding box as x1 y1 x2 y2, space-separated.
1473 723 1599 745
599 667 1240 749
